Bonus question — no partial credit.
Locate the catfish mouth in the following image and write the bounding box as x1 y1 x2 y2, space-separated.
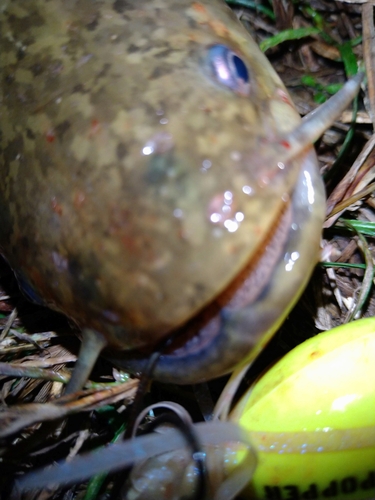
109 199 292 374
155 199 292 358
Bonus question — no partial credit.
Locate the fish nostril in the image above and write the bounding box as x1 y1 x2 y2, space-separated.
207 44 250 96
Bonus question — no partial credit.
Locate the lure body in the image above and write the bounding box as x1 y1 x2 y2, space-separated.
230 318 375 500
0 0 326 384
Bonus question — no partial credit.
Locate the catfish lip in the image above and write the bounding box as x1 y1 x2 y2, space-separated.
122 199 293 362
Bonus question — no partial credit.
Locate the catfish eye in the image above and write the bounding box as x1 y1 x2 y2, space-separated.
208 44 250 96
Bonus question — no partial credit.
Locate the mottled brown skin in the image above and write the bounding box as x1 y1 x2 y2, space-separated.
0 0 325 385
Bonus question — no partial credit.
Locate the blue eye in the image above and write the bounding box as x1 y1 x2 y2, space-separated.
208 44 250 96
